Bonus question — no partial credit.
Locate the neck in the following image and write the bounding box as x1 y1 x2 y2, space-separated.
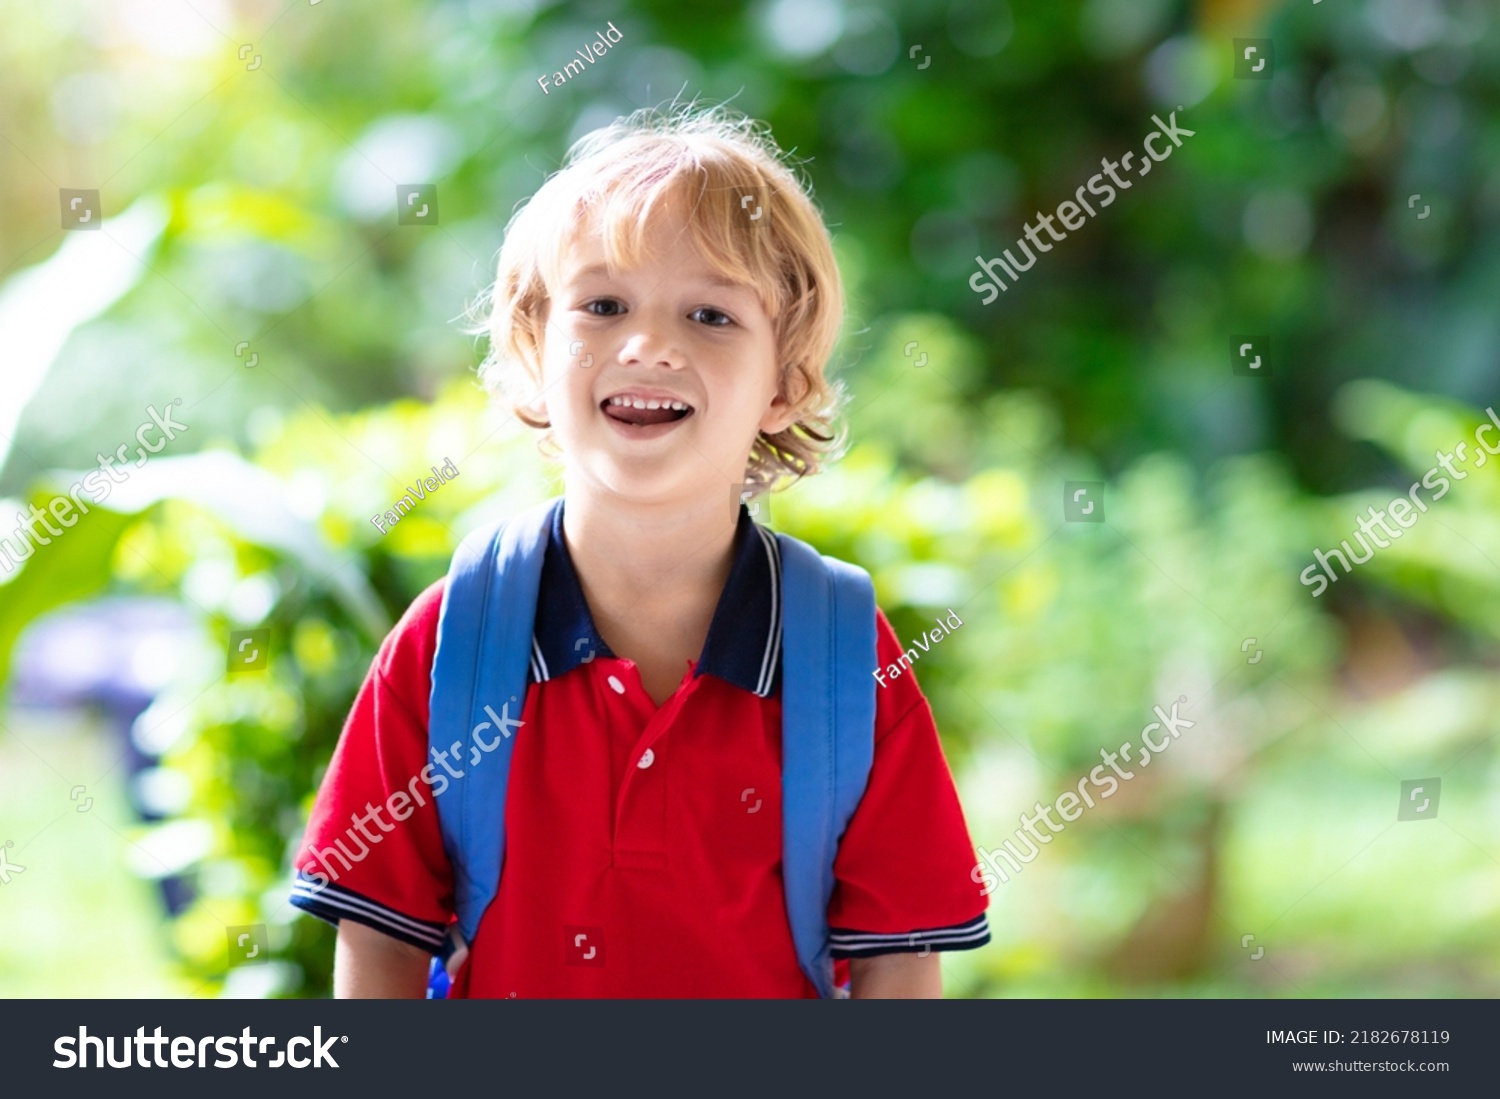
561 485 739 606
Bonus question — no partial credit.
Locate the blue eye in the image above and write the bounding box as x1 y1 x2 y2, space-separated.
692 307 732 327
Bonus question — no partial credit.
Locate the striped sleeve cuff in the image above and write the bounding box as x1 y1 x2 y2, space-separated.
289 871 449 955
829 913 990 958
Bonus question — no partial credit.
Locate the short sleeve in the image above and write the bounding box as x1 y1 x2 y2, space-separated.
826 608 990 958
288 581 455 955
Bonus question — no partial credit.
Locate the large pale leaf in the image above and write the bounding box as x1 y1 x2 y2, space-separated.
0 498 134 685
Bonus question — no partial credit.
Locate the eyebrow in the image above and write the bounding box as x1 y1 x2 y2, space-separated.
568 263 752 294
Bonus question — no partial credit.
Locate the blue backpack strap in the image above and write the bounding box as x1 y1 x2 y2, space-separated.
775 533 878 999
428 498 559 988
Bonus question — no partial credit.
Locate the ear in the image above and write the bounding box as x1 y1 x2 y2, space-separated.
515 375 552 429
759 366 806 436
519 336 553 425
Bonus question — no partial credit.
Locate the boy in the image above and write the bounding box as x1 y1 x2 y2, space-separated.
289 105 988 998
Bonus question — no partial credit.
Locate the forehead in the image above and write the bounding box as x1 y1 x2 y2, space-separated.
563 260 751 295
554 213 759 297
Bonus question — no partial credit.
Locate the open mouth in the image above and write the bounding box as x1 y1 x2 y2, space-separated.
601 394 694 428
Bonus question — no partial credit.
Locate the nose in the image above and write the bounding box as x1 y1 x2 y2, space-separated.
617 311 682 371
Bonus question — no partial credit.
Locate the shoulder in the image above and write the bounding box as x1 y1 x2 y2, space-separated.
371 578 447 689
871 606 935 735
774 537 940 725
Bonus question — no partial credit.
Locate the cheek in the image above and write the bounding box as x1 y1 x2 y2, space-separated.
534 356 583 427
747 367 785 416
556 370 595 419
714 340 780 404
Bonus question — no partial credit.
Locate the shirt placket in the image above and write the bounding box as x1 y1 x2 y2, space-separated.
604 667 693 870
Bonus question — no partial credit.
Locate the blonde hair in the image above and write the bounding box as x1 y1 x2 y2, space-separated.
469 103 847 489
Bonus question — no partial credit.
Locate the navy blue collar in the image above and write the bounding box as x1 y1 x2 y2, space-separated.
529 501 782 697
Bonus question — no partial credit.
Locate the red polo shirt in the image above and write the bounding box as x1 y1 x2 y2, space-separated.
290 504 988 997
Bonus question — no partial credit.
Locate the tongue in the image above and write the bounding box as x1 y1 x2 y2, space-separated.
605 405 684 426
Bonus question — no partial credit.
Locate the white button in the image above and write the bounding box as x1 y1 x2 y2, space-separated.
607 675 625 694
636 748 655 769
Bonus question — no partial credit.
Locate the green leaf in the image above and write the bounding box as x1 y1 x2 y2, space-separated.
0 497 135 688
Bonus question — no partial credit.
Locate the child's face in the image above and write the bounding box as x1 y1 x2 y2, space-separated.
538 206 795 507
